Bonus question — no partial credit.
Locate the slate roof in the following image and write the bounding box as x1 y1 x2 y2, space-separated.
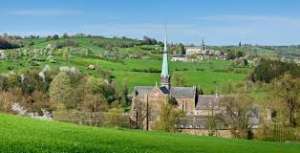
170 87 195 98
196 95 223 110
133 86 154 96
133 86 196 99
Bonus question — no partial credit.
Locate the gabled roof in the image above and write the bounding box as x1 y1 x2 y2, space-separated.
133 86 154 96
170 87 195 99
196 95 223 110
133 86 196 99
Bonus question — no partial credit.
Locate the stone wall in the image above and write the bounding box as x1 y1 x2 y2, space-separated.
180 129 233 138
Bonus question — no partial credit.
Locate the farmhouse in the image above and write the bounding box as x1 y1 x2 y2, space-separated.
185 47 203 56
130 36 225 130
171 55 188 62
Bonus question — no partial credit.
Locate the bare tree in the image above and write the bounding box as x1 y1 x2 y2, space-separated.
220 86 255 139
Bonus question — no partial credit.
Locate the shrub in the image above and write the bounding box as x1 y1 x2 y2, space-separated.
131 68 160 73
0 75 8 91
104 108 128 128
250 59 300 83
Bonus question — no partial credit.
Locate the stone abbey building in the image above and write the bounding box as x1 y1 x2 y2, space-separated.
130 36 226 130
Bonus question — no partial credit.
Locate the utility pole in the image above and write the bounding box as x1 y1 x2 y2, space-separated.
146 93 149 131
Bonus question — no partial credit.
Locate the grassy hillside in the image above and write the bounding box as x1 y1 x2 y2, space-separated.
0 114 299 153
0 36 251 93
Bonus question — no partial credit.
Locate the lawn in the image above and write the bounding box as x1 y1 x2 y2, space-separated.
0 113 299 153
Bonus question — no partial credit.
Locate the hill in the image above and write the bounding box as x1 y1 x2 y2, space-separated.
0 113 299 153
0 36 251 93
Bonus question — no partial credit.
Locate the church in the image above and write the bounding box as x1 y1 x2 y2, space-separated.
130 36 225 130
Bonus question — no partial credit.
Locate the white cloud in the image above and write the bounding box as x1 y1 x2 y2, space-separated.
7 9 83 16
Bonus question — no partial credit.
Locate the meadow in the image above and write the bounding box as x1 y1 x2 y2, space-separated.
0 113 299 153
0 36 251 93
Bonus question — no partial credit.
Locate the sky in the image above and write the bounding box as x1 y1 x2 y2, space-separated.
0 0 300 45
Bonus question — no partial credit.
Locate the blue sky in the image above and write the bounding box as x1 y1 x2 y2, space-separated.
1 0 300 45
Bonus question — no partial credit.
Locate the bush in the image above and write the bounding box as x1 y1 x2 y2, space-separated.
104 108 129 128
131 68 160 73
250 59 300 83
53 110 105 126
0 75 8 91
0 88 25 113
255 124 299 142
0 38 21 49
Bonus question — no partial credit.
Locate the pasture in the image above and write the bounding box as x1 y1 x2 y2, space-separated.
0 114 299 153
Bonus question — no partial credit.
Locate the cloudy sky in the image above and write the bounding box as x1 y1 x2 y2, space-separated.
1 0 300 45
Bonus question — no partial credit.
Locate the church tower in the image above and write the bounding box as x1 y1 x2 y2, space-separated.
160 33 170 88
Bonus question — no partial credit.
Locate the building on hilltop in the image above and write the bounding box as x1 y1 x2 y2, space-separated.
130 35 225 130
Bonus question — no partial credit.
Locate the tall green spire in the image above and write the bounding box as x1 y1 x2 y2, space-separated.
160 33 170 88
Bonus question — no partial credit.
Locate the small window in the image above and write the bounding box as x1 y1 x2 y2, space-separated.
271 111 277 118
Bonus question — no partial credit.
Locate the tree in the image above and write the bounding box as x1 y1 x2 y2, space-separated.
250 59 300 83
80 76 108 112
49 72 76 109
155 97 184 132
52 34 59 40
119 83 130 107
142 36 157 45
63 47 70 63
270 73 300 127
0 75 8 91
81 93 107 112
104 107 125 127
29 90 50 113
179 43 186 55
226 49 244 60
220 85 255 139
63 33 69 39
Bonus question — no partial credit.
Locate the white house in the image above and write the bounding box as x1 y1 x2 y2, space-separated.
185 47 202 56
171 55 188 62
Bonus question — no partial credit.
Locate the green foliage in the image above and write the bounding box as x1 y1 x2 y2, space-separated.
269 74 300 127
155 100 184 132
104 108 127 127
250 59 300 83
80 76 108 112
0 36 251 94
0 37 22 49
220 84 255 139
226 48 245 60
49 72 76 109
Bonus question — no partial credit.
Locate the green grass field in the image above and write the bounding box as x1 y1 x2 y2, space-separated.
0 57 249 93
0 37 251 93
0 114 299 153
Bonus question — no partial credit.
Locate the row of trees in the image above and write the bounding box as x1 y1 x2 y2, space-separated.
250 59 300 83
0 38 21 49
0 66 130 126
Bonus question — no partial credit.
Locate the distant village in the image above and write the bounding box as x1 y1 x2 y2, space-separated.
169 40 300 67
